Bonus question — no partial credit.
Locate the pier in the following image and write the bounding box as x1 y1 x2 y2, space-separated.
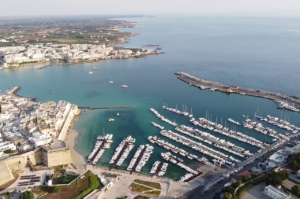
175 72 300 112
7 87 20 95
130 146 147 173
79 106 130 110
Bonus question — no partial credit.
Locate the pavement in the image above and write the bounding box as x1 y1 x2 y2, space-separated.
240 182 269 199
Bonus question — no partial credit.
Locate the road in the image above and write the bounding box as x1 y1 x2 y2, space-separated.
182 135 300 199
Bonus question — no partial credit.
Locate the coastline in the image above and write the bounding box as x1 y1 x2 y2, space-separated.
65 129 87 171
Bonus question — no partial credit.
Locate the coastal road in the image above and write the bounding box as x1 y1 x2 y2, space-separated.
182 136 300 199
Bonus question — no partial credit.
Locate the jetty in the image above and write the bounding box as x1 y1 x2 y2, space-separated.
79 106 130 110
175 72 300 112
109 136 135 169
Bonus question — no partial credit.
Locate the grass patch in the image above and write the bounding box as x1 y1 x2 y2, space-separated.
75 172 103 199
53 175 77 184
130 184 152 193
134 196 149 199
34 171 101 199
133 179 161 190
144 190 161 196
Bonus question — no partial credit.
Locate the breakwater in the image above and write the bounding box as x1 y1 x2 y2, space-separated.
175 72 300 112
79 106 130 110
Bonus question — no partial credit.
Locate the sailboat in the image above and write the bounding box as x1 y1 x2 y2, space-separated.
109 77 114 84
121 80 128 88
189 108 193 118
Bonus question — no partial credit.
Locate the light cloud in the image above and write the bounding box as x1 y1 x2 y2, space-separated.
1 0 300 17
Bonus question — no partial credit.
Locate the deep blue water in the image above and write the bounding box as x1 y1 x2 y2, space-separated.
1 16 300 179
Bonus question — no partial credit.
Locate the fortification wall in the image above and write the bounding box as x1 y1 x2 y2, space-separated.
58 105 80 141
42 147 72 167
0 161 14 186
4 148 43 172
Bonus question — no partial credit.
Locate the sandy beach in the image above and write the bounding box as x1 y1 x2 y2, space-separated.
65 130 87 171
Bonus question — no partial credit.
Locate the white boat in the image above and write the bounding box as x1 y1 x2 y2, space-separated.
89 71 93 74
117 113 119 116
121 80 128 88
109 77 114 84
93 66 97 70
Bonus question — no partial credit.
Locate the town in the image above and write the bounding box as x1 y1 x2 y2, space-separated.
0 43 159 68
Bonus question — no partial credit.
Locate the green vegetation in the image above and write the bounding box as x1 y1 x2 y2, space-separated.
3 149 17 154
266 172 289 187
144 190 161 196
41 186 60 193
75 173 103 199
222 174 258 195
290 153 300 168
54 175 77 184
20 191 34 199
291 184 300 197
133 179 161 190
223 192 233 199
130 184 152 192
236 175 268 199
134 196 149 199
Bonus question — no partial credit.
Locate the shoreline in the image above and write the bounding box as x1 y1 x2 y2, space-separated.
65 129 87 171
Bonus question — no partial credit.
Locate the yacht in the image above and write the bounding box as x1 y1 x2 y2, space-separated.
109 77 114 84
121 81 128 88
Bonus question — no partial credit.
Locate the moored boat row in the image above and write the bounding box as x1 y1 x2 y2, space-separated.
150 108 177 126
109 136 135 167
87 133 113 165
151 122 164 130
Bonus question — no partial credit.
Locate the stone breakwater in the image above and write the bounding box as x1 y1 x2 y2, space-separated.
175 72 300 112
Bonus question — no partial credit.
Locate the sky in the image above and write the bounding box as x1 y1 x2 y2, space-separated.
1 0 300 17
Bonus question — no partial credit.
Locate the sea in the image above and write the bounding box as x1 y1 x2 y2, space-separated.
1 16 300 180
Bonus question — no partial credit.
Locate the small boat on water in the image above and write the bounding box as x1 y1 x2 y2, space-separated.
121 80 128 88
109 118 115 122
117 113 119 116
93 66 97 70
89 67 93 74
109 77 114 84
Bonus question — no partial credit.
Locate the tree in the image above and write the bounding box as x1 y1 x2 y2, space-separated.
291 184 300 197
20 191 34 199
223 192 233 199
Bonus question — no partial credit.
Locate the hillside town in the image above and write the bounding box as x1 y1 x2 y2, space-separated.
0 43 159 68
0 87 80 158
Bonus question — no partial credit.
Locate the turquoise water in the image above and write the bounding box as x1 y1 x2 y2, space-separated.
1 16 300 180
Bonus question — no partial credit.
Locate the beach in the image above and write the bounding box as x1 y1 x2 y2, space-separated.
65 130 87 172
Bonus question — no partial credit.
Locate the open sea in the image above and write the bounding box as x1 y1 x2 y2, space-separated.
1 16 300 180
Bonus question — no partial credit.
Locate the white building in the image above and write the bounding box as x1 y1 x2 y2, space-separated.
263 185 290 199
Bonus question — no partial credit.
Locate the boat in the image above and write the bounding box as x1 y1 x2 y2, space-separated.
117 113 119 116
121 80 128 88
109 118 115 122
109 77 114 84
93 66 97 70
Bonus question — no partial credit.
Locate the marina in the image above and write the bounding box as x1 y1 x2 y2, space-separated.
87 133 113 165
175 125 253 158
109 136 135 168
148 136 202 162
161 152 202 182
127 144 154 173
195 117 266 148
149 161 169 176
256 114 300 133
242 118 288 139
